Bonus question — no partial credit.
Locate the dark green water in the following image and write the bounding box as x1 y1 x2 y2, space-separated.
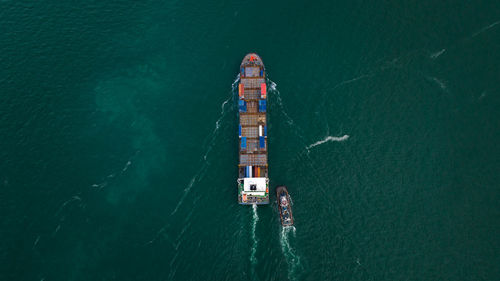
1 1 499 280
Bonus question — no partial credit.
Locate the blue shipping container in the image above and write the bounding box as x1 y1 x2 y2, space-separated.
264 126 267 136
239 125 242 137
259 136 265 148
259 100 266 112
239 100 246 112
241 137 247 149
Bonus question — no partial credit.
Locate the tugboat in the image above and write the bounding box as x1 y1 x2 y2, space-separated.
237 53 269 205
276 185 294 226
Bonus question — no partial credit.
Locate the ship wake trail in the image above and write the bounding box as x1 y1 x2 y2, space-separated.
280 226 302 280
471 20 500 38
173 75 238 214
203 75 239 161
426 76 449 93
306 135 349 150
268 80 308 145
250 204 259 265
268 81 295 127
430 48 446 59
150 75 239 246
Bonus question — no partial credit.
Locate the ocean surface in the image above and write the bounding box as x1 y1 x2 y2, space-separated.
1 1 499 280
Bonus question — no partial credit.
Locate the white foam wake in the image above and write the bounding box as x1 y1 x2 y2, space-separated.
32 235 40 249
202 74 239 161
232 73 240 90
306 135 349 150
203 94 233 161
268 80 295 126
55 195 82 216
250 204 259 265
430 48 446 59
90 150 139 189
317 74 375 105
172 74 239 215
122 160 132 172
268 79 309 145
471 20 500 38
149 75 239 246
427 76 449 92
280 226 302 280
332 74 372 89
269 80 277 91
170 176 197 216
52 224 61 237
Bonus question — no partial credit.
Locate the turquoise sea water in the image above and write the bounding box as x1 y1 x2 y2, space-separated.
1 1 499 280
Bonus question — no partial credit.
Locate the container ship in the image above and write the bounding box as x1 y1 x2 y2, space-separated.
237 53 269 205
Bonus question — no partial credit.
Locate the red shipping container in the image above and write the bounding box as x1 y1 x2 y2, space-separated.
239 83 244 97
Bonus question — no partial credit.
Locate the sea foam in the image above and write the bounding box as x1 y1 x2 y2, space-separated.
280 226 302 280
306 135 350 150
430 48 446 59
250 204 259 265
